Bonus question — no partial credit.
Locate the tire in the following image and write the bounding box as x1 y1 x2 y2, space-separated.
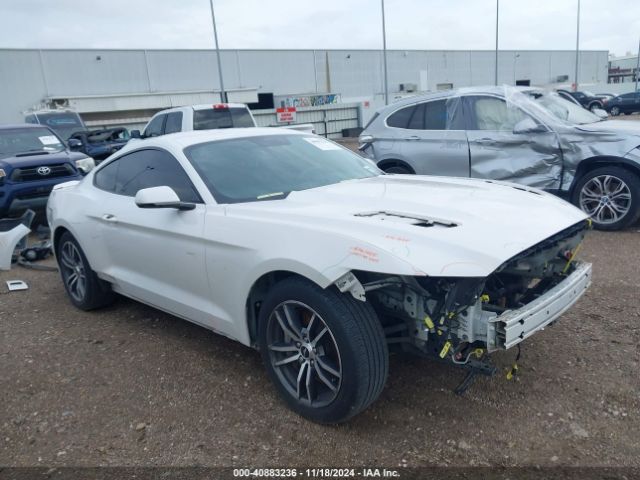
383 165 413 175
56 231 115 310
571 166 640 231
610 106 621 116
588 102 602 112
258 277 388 424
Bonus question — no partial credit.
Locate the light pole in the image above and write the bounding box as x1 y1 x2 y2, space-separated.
574 0 581 91
208 0 227 102
494 0 499 85
381 0 389 105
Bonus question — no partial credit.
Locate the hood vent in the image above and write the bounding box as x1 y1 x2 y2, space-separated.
354 210 458 228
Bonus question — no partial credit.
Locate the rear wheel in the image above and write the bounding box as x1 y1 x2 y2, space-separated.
572 166 640 230
258 277 388 423
56 232 115 310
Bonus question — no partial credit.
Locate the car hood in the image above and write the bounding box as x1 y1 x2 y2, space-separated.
0 150 87 170
225 175 588 277
575 119 640 136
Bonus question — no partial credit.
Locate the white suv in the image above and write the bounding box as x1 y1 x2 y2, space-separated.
139 103 256 138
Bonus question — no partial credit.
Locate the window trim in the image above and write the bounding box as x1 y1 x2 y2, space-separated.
382 96 462 132
92 147 204 203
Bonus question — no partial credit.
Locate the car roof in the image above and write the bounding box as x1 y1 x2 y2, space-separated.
124 127 307 151
372 85 534 114
156 103 249 114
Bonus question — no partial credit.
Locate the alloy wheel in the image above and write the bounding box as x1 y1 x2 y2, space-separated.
58 241 87 302
266 301 342 407
579 174 631 225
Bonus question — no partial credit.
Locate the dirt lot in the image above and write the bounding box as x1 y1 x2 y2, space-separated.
0 226 638 469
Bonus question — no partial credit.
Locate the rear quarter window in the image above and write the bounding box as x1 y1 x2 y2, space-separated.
193 107 254 130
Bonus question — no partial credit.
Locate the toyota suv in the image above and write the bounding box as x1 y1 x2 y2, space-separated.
0 124 90 223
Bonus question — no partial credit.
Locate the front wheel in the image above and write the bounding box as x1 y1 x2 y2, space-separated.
258 277 388 423
572 167 640 230
610 106 621 116
56 232 115 310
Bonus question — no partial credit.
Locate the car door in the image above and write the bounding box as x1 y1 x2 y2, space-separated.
463 95 563 190
618 92 639 113
390 98 469 176
93 148 214 324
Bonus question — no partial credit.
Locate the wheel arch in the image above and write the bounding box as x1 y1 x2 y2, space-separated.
245 269 327 348
376 158 416 174
52 225 71 253
587 100 603 110
569 156 640 197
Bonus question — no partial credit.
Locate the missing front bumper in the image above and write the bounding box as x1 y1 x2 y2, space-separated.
488 261 592 351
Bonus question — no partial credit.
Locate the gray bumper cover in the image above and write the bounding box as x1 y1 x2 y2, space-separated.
490 261 592 350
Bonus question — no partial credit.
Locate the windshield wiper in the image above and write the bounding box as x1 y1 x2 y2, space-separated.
257 192 286 200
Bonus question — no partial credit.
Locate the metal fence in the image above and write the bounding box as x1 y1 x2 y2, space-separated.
252 103 361 139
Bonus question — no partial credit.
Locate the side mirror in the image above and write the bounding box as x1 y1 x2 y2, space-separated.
134 186 195 211
130 129 141 139
513 118 546 134
68 138 83 149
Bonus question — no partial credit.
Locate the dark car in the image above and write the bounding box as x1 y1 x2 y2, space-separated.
557 89 607 112
68 127 130 162
0 124 89 223
605 92 640 116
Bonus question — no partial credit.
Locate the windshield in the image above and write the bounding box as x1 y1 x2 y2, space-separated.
193 107 255 130
529 91 601 125
184 134 380 203
30 112 85 140
0 127 65 157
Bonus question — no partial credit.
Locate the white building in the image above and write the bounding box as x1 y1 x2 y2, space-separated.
0 48 610 129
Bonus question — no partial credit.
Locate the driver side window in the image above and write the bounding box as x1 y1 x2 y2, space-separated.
469 96 530 131
94 149 202 203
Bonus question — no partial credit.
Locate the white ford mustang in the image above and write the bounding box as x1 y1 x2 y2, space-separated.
48 128 592 423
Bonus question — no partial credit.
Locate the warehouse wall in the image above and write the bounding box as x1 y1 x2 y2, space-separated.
0 48 609 124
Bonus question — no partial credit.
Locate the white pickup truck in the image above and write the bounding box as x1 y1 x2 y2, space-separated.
135 103 314 138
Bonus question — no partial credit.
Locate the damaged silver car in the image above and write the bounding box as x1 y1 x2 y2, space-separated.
360 86 640 230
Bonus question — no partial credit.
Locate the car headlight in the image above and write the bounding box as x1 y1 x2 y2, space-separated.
0 168 5 186
75 157 96 174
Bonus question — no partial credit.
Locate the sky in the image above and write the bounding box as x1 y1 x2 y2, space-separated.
0 0 638 57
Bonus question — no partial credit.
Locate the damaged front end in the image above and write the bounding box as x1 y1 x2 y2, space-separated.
342 220 592 384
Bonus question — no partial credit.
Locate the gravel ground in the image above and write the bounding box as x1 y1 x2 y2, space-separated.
1 226 639 468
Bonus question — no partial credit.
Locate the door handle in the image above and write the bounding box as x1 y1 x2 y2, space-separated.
405 135 420 141
102 213 118 223
475 138 495 145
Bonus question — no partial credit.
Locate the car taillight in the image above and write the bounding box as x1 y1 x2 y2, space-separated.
213 103 229 110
